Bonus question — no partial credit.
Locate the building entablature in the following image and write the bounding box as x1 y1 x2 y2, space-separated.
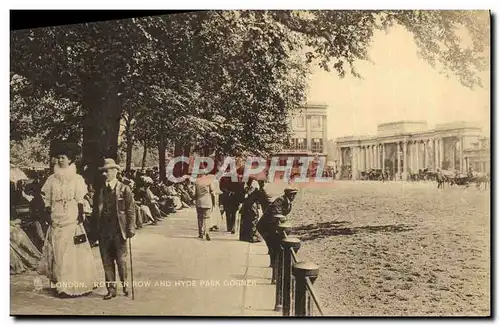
336 128 484 148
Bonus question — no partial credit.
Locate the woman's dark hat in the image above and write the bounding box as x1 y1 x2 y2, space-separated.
50 141 81 159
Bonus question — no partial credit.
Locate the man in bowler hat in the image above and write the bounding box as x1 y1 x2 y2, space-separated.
92 158 136 300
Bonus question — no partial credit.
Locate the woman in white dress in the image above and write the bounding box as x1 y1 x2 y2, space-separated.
209 176 224 231
38 142 99 298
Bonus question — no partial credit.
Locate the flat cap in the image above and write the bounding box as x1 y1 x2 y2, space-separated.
284 187 298 194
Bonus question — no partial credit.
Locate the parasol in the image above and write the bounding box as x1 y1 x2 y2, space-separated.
10 166 28 183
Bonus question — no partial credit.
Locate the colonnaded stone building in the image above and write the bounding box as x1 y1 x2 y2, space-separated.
335 121 490 180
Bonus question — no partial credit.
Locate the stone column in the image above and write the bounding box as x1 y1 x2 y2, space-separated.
430 139 433 169
367 146 370 170
365 146 368 170
369 145 372 169
423 141 426 169
439 137 444 170
366 146 369 170
377 144 382 169
402 141 408 180
337 147 343 179
364 146 368 170
372 145 376 168
434 138 438 170
306 116 312 152
376 145 380 169
424 139 431 169
379 144 382 169
357 147 361 171
424 140 428 169
459 137 464 172
367 146 371 169
415 140 421 172
359 147 363 171
368 146 370 170
360 147 364 172
322 116 327 153
409 141 414 173
364 146 368 169
373 145 376 168
396 142 401 178
382 143 386 172
451 141 456 171
358 146 362 178
350 147 356 180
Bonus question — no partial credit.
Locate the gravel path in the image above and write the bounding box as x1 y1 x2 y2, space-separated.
270 180 490 316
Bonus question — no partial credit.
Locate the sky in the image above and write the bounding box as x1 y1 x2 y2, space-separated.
305 23 490 142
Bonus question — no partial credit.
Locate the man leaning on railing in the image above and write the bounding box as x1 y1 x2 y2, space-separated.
256 186 298 270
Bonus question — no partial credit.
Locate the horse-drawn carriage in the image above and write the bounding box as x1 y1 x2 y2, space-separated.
435 169 489 190
359 169 384 181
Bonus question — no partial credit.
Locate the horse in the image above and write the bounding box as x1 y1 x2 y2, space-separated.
435 171 447 189
470 172 490 191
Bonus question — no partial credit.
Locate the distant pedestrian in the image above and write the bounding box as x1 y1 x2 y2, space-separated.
220 174 245 234
239 179 261 243
194 170 215 241
209 177 224 232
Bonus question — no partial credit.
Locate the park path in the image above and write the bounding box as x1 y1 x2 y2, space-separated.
10 208 279 316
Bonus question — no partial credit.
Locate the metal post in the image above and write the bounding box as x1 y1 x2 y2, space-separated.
292 262 319 316
282 237 301 316
274 242 284 312
129 238 135 300
274 221 292 312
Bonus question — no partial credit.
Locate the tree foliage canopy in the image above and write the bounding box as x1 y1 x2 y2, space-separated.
10 10 489 165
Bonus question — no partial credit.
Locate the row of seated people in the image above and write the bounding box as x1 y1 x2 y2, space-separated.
9 172 198 274
10 180 46 274
82 174 197 244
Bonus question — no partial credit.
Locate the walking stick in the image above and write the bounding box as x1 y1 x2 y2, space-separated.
129 238 135 300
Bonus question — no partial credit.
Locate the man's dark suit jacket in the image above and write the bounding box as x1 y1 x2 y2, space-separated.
257 195 292 233
92 181 136 240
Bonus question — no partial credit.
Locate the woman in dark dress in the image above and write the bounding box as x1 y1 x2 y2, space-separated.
239 180 263 243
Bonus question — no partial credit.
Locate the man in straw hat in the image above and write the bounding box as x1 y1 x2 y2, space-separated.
92 158 136 300
256 186 298 268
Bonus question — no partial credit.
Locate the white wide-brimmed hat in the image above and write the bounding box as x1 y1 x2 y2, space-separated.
98 158 121 171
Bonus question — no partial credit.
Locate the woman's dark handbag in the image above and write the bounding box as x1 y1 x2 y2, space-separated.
73 224 87 245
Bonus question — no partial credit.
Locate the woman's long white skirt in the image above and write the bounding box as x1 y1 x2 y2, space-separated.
38 222 99 296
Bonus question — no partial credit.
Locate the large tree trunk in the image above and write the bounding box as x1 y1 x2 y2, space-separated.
125 114 133 173
105 83 122 162
141 143 148 171
158 127 166 181
173 142 184 178
81 79 122 188
125 130 133 173
183 144 192 176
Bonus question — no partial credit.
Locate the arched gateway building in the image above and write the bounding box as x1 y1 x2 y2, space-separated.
335 121 490 180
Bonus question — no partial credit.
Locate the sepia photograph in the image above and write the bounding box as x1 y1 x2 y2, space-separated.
8 9 491 317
